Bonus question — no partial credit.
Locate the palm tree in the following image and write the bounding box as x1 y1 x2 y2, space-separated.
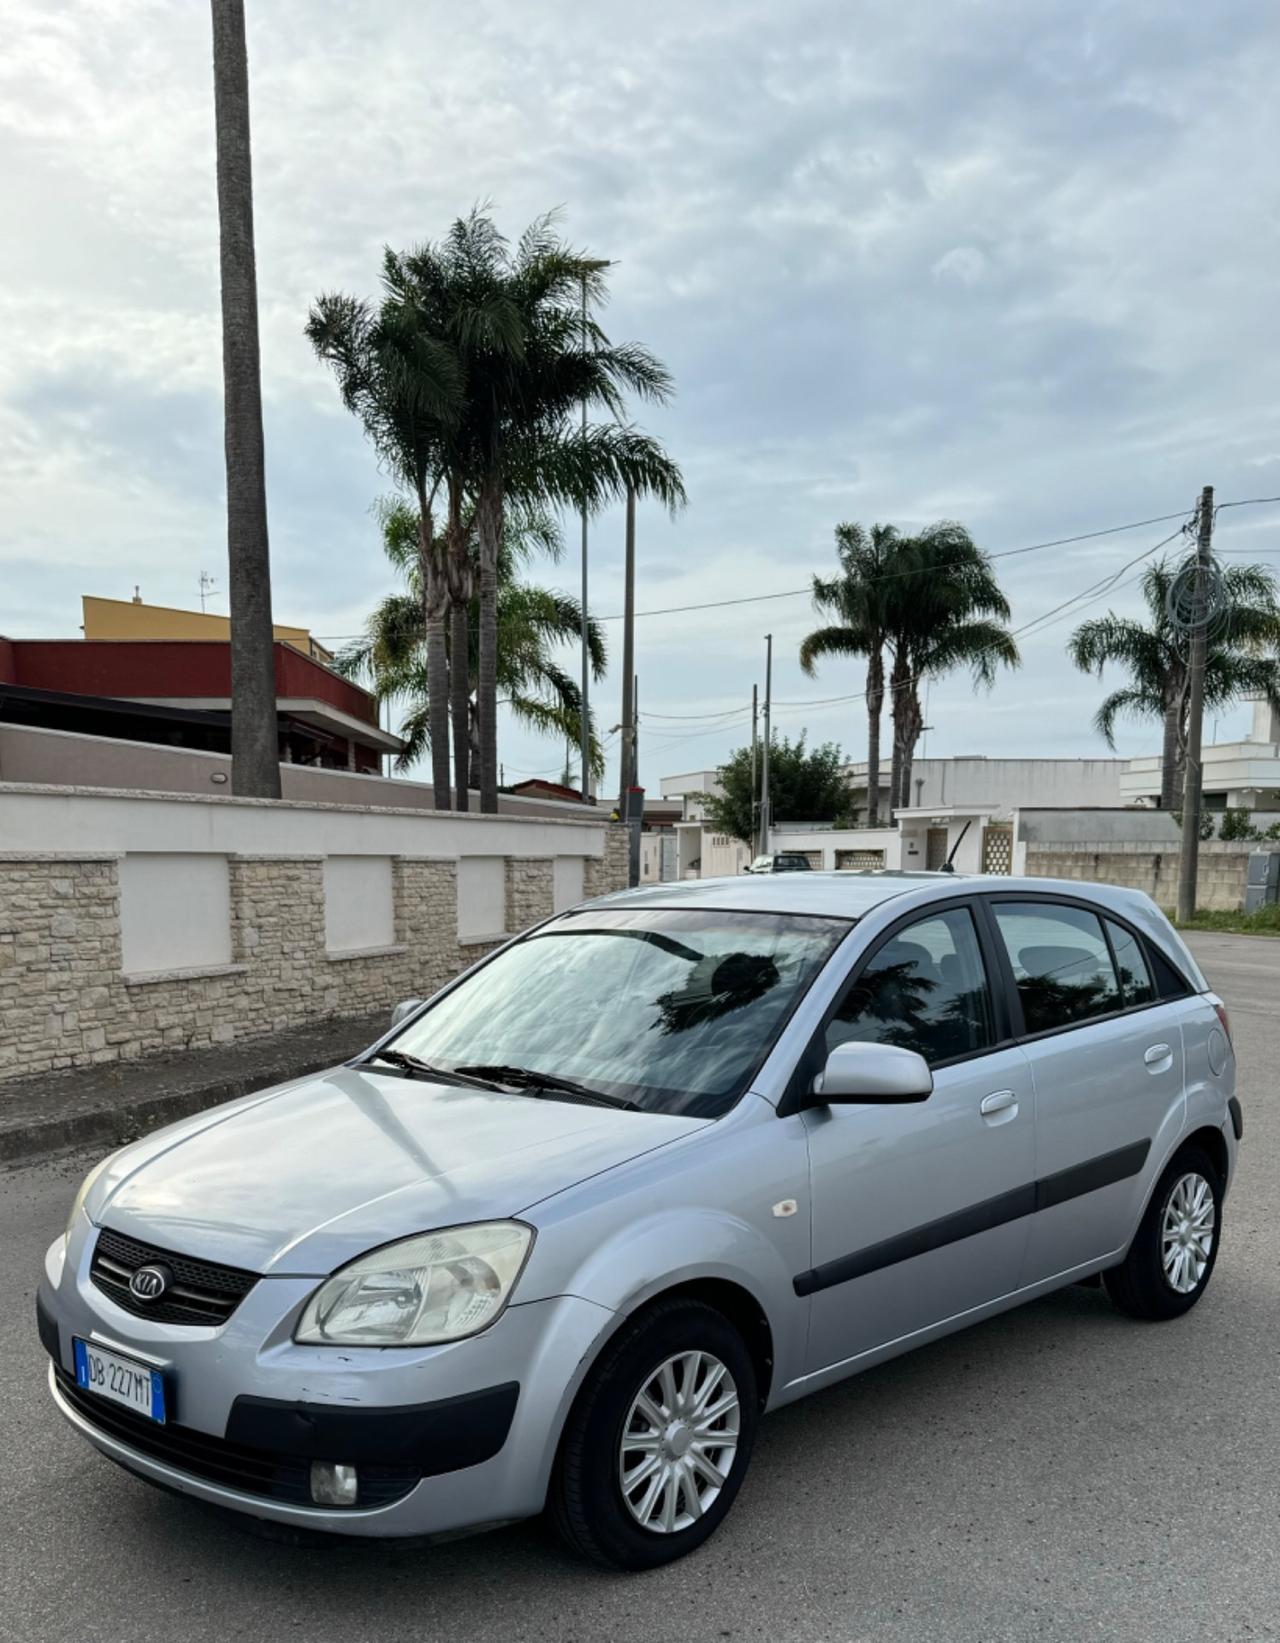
887 525 1021 810
1070 557 1280 807
398 212 685 812
210 0 280 798
339 500 607 782
799 523 901 826
305 264 461 807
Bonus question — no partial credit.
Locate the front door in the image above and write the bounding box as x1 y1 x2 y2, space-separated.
799 902 1037 1374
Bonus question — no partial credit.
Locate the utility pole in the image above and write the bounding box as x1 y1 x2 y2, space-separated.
759 634 773 857
750 683 758 847
618 486 637 806
1176 486 1214 925
579 277 591 803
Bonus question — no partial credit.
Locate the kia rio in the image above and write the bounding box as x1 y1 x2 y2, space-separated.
38 873 1240 1569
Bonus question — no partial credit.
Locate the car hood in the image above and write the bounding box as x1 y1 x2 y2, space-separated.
87 1064 707 1275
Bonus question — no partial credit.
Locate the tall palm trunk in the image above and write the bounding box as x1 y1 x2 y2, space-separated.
445 484 472 809
1160 695 1181 809
899 682 923 810
887 648 911 825
864 647 884 827
476 477 503 813
211 0 279 799
417 508 451 808
450 602 471 808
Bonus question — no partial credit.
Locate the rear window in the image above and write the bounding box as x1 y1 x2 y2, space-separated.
991 902 1122 1033
1105 919 1156 1008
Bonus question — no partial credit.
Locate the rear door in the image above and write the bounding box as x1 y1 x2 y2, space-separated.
984 895 1188 1283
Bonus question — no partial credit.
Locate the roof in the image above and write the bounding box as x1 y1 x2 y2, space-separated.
589 870 962 917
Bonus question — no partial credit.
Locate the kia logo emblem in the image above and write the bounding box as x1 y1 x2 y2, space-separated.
129 1264 171 1302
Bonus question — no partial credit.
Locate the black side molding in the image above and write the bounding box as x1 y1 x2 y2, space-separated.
1228 1097 1243 1141
225 1381 520 1477
795 1139 1152 1297
36 1293 61 1365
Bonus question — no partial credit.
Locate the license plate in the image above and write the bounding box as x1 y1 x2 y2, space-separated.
73 1338 167 1425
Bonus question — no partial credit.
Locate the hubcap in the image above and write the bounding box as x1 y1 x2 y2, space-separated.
1161 1171 1216 1294
618 1350 740 1534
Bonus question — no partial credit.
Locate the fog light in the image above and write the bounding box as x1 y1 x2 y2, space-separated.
310 1460 358 1506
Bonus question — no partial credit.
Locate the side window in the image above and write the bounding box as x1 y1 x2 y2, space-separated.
826 907 996 1066
1105 920 1155 1008
992 901 1121 1034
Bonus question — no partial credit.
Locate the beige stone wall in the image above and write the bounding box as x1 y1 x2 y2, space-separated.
0 828 631 1086
1024 840 1255 912
585 825 631 900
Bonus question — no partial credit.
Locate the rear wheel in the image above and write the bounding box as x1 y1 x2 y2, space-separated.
549 1297 757 1569
1103 1144 1222 1321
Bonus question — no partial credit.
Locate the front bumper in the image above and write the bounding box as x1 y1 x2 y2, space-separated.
38 1220 616 1538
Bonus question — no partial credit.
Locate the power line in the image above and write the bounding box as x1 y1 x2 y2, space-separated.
317 500 1247 644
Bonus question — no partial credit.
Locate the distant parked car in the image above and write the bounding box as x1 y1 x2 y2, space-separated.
747 852 812 873
41 873 1239 1569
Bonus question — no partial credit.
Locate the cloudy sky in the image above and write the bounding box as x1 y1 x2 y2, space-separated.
3 0 1279 795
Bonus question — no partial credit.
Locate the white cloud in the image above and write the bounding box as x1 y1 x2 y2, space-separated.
1 0 1278 790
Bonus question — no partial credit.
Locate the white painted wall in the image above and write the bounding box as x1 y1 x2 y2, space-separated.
0 783 607 861
763 826 903 871
118 853 232 976
457 857 506 942
324 856 395 952
847 756 1126 813
553 855 586 910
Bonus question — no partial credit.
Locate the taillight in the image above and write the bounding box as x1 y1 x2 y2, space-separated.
1213 1000 1231 1043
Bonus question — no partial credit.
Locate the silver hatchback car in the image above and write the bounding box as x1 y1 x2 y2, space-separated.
39 873 1240 1569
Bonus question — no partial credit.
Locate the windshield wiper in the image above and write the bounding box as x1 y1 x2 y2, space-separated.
365 1049 504 1091
452 1063 638 1110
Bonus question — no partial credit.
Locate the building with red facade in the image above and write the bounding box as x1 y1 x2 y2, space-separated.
0 635 400 771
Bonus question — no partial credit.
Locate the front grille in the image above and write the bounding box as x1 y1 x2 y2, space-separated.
90 1227 259 1326
54 1367 419 1509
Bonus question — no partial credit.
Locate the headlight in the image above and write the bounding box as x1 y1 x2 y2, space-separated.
66 1151 118 1241
295 1221 534 1347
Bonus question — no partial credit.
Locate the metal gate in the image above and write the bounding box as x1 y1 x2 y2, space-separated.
981 823 1013 874
926 827 949 870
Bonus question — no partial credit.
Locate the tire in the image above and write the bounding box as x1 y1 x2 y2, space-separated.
549 1297 758 1570
1103 1144 1223 1321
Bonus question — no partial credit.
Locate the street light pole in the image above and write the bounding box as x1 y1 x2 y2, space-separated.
759 634 772 857
579 276 591 801
619 486 637 805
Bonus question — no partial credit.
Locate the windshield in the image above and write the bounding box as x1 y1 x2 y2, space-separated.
391 907 850 1119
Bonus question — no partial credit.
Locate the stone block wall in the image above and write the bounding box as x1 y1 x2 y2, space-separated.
585 825 631 900
0 829 631 1086
1024 839 1255 911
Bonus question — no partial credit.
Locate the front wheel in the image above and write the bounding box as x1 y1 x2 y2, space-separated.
1103 1144 1223 1321
549 1297 758 1569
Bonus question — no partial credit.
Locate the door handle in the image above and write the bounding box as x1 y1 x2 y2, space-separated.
980 1090 1017 1117
1144 1043 1172 1067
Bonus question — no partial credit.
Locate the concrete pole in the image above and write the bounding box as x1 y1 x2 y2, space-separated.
1176 486 1214 924
750 683 758 849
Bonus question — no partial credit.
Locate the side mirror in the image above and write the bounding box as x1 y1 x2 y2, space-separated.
815 1041 933 1105
390 998 424 1029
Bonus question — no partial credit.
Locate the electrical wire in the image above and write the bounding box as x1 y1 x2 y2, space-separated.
317 499 1265 644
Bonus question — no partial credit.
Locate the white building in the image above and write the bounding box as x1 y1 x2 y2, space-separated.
659 770 751 880
846 754 1127 817
1122 699 1280 809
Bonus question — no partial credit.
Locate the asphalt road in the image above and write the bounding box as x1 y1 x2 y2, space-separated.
2 932 1276 1643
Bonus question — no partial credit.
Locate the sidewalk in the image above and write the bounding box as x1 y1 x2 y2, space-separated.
0 1010 388 1166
